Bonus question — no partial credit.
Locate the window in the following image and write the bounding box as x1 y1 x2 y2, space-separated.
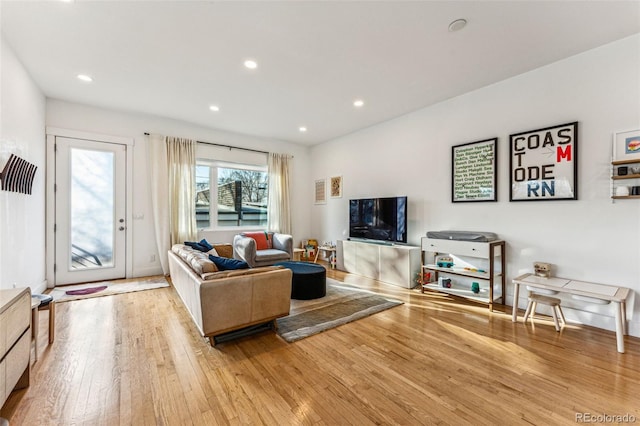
196 162 268 229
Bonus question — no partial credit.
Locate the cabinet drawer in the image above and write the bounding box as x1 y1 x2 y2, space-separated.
4 292 31 351
422 238 489 258
5 329 30 398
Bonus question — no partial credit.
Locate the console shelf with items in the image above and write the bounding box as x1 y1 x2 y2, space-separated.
420 237 505 311
611 158 640 200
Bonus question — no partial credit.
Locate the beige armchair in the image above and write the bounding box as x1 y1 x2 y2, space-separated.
233 232 293 268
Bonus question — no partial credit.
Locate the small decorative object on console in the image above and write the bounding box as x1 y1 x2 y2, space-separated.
436 255 454 268
471 282 480 294
438 277 452 288
534 261 552 278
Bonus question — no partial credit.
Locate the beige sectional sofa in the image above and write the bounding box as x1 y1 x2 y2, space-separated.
168 243 292 345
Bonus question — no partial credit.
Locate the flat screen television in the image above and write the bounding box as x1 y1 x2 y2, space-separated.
349 196 407 244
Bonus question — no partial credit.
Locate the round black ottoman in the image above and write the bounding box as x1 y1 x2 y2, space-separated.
275 261 326 300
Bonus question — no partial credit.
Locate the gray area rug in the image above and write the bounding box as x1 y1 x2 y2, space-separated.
277 278 403 342
49 275 169 303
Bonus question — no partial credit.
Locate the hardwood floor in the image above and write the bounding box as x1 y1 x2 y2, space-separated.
2 265 639 425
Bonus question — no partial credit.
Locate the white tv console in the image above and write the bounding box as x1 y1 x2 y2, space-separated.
337 239 421 288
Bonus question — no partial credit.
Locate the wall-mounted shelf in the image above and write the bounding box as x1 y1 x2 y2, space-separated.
612 174 640 180
612 195 640 200
611 158 640 200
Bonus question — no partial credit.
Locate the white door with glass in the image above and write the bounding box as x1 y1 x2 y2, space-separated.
54 137 127 285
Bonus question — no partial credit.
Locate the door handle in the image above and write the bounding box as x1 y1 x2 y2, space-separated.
119 226 126 231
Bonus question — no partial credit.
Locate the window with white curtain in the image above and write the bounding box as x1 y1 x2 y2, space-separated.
195 161 268 229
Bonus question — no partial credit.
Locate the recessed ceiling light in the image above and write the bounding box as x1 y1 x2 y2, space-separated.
299 126 307 133
209 105 220 112
353 99 364 108
244 59 258 69
77 74 93 82
448 18 467 32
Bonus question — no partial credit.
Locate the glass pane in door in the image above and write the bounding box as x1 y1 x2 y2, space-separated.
69 148 115 269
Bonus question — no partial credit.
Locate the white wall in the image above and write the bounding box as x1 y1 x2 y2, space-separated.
46 100 312 277
311 34 640 336
0 36 47 292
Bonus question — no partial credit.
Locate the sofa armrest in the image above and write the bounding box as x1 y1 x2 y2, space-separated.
233 234 257 266
199 268 292 337
272 233 293 259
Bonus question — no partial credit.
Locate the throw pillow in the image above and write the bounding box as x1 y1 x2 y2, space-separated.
242 231 273 250
199 239 214 251
208 255 249 271
184 241 208 252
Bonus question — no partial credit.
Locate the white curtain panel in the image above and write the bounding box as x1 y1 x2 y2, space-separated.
267 153 292 234
147 134 170 274
166 137 197 245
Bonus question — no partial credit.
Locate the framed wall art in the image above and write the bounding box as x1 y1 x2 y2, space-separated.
330 176 342 198
452 138 497 202
314 179 326 204
613 128 640 161
509 121 578 201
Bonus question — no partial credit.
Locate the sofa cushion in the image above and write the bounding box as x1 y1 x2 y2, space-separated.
172 244 194 260
200 265 283 280
255 248 290 262
212 243 233 259
209 255 249 271
171 245 218 274
242 231 273 250
188 251 218 275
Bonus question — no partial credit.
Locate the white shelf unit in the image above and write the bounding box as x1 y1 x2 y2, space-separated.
420 237 506 311
337 240 421 288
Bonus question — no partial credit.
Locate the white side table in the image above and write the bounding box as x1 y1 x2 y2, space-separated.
314 246 337 268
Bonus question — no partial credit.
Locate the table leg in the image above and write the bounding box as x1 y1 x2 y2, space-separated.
32 306 39 362
49 301 55 344
512 282 520 322
615 301 625 353
313 249 320 263
621 300 627 336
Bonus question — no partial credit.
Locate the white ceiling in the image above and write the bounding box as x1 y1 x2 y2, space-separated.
2 1 639 146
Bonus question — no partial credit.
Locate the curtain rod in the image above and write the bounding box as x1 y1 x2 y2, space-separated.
196 140 268 155
144 133 293 157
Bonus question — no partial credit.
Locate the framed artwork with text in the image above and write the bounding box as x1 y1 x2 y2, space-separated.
452 138 497 202
509 121 578 201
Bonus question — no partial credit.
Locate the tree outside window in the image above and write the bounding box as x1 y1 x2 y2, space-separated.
196 164 268 229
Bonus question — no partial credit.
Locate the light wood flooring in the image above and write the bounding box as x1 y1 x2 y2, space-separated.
2 264 639 425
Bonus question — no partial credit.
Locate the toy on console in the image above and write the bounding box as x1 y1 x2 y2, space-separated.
436 255 454 268
534 261 552 278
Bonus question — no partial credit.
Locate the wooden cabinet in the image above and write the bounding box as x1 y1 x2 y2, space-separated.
337 240 420 288
420 238 505 311
1 287 31 408
611 159 640 199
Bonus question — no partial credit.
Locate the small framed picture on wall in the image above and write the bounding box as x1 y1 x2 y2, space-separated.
314 179 326 204
330 176 342 198
613 128 640 161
